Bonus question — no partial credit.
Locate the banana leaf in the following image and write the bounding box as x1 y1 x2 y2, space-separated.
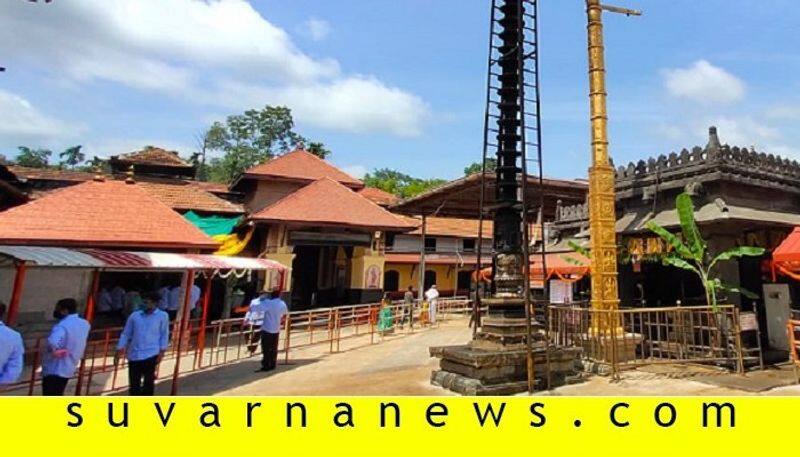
676 193 706 260
662 254 699 273
711 278 760 300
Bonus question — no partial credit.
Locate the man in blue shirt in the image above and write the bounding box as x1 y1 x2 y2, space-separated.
248 287 287 372
0 302 24 385
115 292 169 395
41 298 91 396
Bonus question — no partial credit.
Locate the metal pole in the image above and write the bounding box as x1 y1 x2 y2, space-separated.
7 262 27 326
170 269 195 396
75 269 101 395
586 0 640 330
418 214 427 302
195 273 213 369
474 0 497 336
516 0 535 395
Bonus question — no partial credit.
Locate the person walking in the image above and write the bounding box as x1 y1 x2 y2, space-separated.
41 298 91 396
115 292 170 396
402 285 415 329
425 284 439 325
0 302 24 385
248 286 288 372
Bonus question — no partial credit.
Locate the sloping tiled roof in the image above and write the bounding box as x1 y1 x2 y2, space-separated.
134 178 244 214
242 150 363 187
358 187 399 206
0 180 218 250
8 166 95 182
6 166 241 214
251 178 413 231
400 215 543 240
112 146 192 168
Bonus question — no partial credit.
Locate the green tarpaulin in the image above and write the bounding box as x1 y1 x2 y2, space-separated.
184 211 242 237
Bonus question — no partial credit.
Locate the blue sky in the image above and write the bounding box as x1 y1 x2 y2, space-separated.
1 0 798 181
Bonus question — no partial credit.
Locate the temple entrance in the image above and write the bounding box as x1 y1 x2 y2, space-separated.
384 270 400 292
291 245 353 310
424 270 437 290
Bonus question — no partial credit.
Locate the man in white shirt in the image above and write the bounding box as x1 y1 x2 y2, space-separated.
166 283 202 320
96 287 113 315
41 298 91 395
110 285 126 318
248 286 287 372
0 302 24 385
167 286 182 321
425 284 439 325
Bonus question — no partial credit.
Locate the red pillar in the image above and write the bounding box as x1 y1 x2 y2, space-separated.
195 273 213 369
74 269 101 395
171 269 195 396
277 269 286 293
7 263 27 326
84 270 101 323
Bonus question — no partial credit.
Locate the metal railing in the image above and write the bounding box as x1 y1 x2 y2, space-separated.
548 304 745 377
0 297 470 396
789 319 800 384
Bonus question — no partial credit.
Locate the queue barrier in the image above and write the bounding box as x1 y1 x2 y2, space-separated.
548 304 746 378
789 319 800 384
0 297 471 396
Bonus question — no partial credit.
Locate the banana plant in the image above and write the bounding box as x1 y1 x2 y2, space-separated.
646 193 765 311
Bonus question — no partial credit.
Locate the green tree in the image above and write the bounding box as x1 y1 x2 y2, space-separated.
59 145 85 169
646 193 765 310
15 146 52 168
464 158 497 176
78 156 110 173
306 141 331 160
363 168 446 199
201 106 329 183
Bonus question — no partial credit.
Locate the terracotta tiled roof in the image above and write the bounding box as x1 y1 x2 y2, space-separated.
242 150 363 188
134 178 244 214
358 187 399 206
6 167 242 214
251 178 414 231
400 215 543 240
112 146 192 168
0 180 218 250
194 181 231 194
8 166 95 182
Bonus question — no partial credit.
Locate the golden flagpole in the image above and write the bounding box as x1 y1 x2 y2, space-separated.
586 0 641 332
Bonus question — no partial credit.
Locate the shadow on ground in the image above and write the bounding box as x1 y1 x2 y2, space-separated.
108 358 319 396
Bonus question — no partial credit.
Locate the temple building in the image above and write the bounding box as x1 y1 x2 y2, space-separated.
231 149 415 309
3 146 244 216
390 172 590 297
552 127 800 348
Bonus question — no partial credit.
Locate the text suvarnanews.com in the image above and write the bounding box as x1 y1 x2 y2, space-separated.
61 400 737 429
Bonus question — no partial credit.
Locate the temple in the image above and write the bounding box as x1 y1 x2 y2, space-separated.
551 126 800 350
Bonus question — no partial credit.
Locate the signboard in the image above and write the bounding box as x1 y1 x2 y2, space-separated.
549 280 573 304
739 312 759 332
290 231 371 246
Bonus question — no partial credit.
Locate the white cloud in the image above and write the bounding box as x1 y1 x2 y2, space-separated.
663 60 745 105
304 18 332 42
341 164 368 179
765 104 800 121
0 90 82 145
80 138 196 160
0 0 428 137
212 77 430 137
709 116 781 146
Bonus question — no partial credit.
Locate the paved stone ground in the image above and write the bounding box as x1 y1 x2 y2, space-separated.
160 318 800 396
